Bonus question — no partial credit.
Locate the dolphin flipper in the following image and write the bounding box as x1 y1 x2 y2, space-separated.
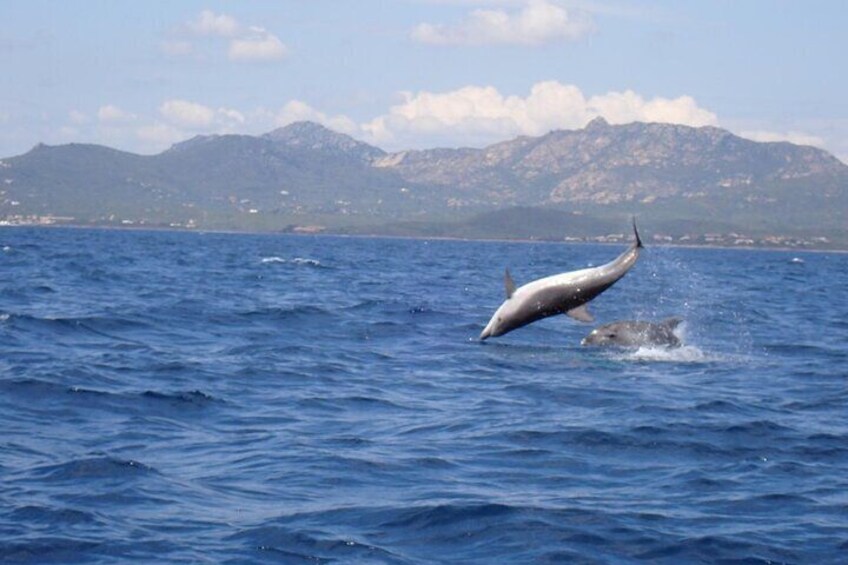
567 304 594 323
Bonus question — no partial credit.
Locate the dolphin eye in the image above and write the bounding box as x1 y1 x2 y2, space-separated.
606 333 616 338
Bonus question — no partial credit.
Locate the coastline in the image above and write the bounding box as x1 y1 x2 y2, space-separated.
2 222 846 254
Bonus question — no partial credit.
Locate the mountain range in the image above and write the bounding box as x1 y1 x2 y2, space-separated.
1 118 846 247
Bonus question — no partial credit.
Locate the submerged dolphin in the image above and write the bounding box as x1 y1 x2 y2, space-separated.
480 222 643 340
581 317 683 348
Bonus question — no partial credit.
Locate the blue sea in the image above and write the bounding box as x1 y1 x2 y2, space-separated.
1 227 846 563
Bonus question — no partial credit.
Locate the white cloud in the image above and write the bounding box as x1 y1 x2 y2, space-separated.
588 90 717 127
160 99 216 128
136 123 186 148
412 0 593 46
218 108 247 126
361 81 718 148
170 11 288 63
57 126 80 141
68 110 88 125
739 129 825 148
49 87 848 163
97 104 135 122
228 27 288 61
188 10 240 37
158 99 246 134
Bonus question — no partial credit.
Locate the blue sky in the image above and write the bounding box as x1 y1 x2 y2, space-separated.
1 1 846 161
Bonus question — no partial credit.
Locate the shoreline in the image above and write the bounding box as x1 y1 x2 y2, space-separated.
2 222 846 254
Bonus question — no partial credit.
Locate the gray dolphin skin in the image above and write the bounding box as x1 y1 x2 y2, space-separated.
581 317 683 348
479 221 643 340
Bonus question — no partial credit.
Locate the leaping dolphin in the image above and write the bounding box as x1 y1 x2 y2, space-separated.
581 317 683 348
480 221 643 340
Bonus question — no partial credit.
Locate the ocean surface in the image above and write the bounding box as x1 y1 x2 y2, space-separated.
1 227 846 564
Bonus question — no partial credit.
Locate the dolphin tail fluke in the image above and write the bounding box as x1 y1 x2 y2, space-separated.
632 217 643 248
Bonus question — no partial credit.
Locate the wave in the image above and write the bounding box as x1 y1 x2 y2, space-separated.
140 389 220 407
1 377 75 398
0 539 103 564
493 421 806 461
636 534 800 563
236 305 337 326
260 256 324 267
10 504 100 526
229 503 529 562
31 456 157 482
229 524 400 564
230 501 811 563
722 419 794 435
296 394 413 416
343 299 445 317
380 502 516 530
76 386 223 416
2 312 152 340
2 378 221 416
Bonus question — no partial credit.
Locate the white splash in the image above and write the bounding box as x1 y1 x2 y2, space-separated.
260 256 322 267
619 344 711 363
290 257 321 266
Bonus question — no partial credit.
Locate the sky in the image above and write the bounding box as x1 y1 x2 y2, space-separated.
1 0 847 162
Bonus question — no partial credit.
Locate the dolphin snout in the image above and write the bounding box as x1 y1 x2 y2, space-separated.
480 314 498 340
480 318 498 340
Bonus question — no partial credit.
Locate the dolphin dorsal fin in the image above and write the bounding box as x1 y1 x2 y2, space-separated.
662 317 683 329
504 268 517 299
566 304 594 323
632 217 643 248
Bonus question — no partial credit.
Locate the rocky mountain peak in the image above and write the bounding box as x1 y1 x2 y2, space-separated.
584 116 610 131
262 121 385 161
264 120 335 141
167 134 222 153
